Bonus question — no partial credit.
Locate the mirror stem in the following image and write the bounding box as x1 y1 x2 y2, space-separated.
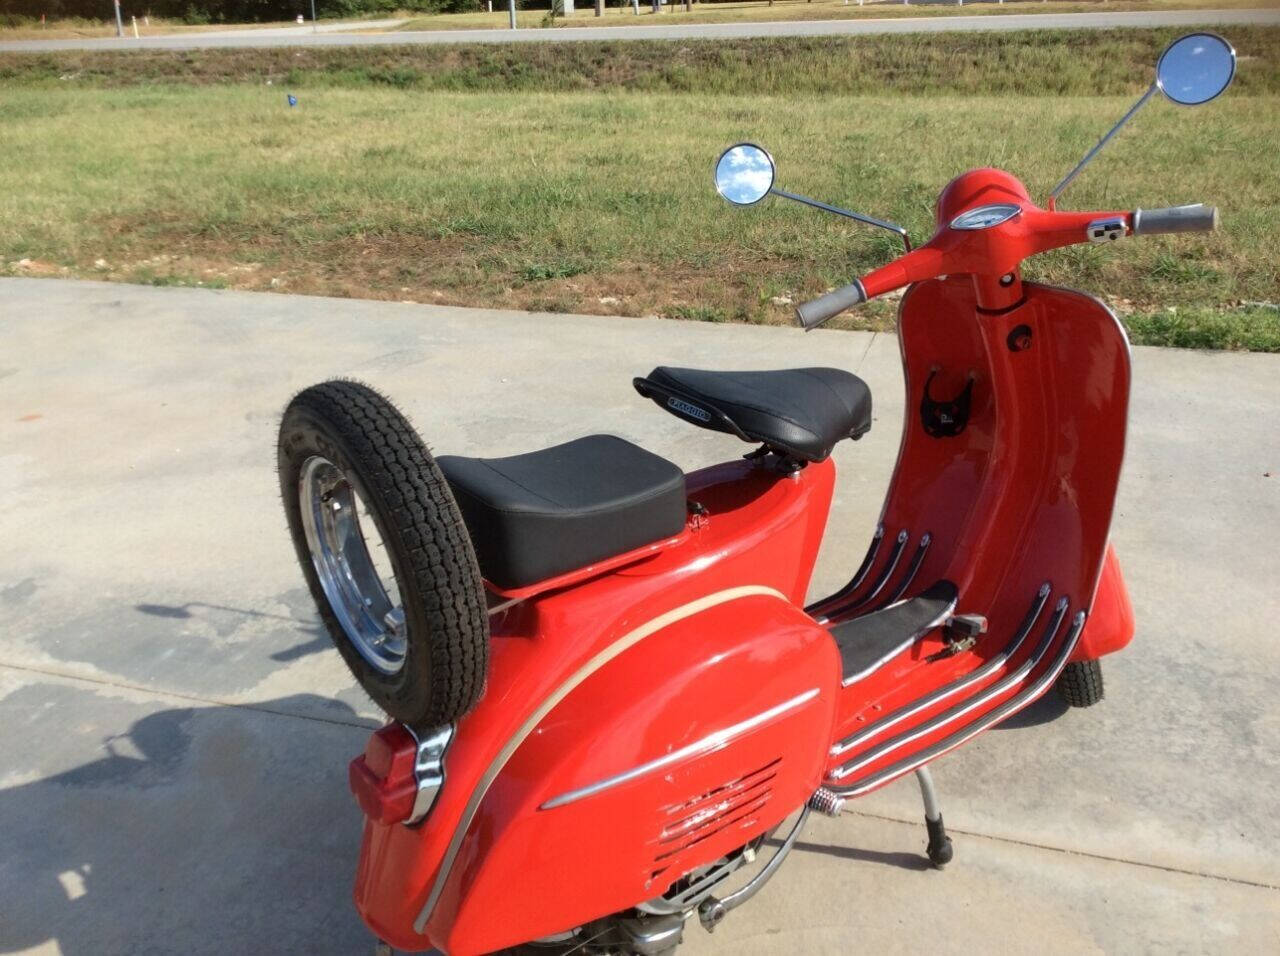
1048 83 1157 209
770 188 913 251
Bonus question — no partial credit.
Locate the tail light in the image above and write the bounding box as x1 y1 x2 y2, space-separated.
349 724 419 825
349 723 454 826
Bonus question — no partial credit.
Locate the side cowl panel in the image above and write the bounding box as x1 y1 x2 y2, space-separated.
353 457 836 952
437 592 840 954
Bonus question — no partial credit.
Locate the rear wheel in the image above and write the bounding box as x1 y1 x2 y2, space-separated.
1056 659 1104 708
278 380 488 729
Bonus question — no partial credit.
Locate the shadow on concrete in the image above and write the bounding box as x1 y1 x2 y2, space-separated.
134 599 332 662
791 839 932 872
0 691 373 955
993 690 1070 730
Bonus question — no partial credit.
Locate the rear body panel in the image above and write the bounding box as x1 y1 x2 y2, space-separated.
353 456 838 953
443 594 837 953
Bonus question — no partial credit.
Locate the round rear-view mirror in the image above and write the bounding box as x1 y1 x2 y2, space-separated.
1156 32 1236 106
714 143 776 206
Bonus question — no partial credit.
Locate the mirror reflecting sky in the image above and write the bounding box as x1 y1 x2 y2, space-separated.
1158 34 1235 106
715 145 774 206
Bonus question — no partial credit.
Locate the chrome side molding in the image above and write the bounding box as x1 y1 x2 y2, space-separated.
539 688 819 811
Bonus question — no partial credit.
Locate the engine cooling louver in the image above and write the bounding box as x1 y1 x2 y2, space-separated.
652 757 780 870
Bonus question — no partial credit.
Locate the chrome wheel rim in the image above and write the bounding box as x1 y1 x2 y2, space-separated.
299 456 406 675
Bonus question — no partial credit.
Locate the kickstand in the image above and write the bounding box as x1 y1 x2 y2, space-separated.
915 766 954 869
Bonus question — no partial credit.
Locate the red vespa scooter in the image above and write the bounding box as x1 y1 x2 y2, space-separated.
276 33 1236 955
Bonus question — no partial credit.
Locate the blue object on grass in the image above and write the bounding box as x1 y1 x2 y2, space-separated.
287 94 298 107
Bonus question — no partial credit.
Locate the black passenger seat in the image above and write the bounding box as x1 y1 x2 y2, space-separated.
438 435 686 590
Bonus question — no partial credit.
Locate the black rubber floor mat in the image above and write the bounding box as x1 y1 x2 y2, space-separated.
831 580 958 684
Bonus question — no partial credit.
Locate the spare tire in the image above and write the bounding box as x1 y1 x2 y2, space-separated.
278 380 488 729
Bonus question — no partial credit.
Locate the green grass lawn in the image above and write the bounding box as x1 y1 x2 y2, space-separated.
1 28 1277 348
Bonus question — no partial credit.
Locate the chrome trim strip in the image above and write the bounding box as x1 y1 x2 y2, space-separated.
830 582 1050 758
839 589 958 688
808 524 884 616
411 584 789 934
540 688 819 811
877 532 932 609
844 528 909 613
830 596 1069 781
486 596 520 616
835 610 1086 797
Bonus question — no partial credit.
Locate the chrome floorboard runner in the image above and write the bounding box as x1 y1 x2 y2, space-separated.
827 586 1086 797
831 580 958 687
829 583 1052 758
809 525 934 623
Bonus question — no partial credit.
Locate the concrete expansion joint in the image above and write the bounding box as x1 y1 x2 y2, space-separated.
0 659 376 732
840 808 1280 893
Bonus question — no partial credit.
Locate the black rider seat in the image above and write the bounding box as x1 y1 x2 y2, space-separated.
634 366 872 463
438 435 687 591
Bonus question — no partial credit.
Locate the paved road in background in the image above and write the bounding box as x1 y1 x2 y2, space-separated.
171 16 407 39
2 8 1277 52
2 277 1277 953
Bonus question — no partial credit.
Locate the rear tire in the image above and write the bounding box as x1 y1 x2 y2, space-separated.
1056 659 1104 708
278 380 488 729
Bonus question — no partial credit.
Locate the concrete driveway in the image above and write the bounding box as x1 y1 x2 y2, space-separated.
2 8 1277 52
1 277 1277 954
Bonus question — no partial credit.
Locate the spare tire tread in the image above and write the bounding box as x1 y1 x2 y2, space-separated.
278 380 488 728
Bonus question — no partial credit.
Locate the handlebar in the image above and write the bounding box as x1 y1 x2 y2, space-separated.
795 280 866 330
1131 204 1219 236
793 200 1219 330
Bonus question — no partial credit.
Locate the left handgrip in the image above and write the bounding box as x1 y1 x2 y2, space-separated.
795 279 867 330
1131 204 1219 236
